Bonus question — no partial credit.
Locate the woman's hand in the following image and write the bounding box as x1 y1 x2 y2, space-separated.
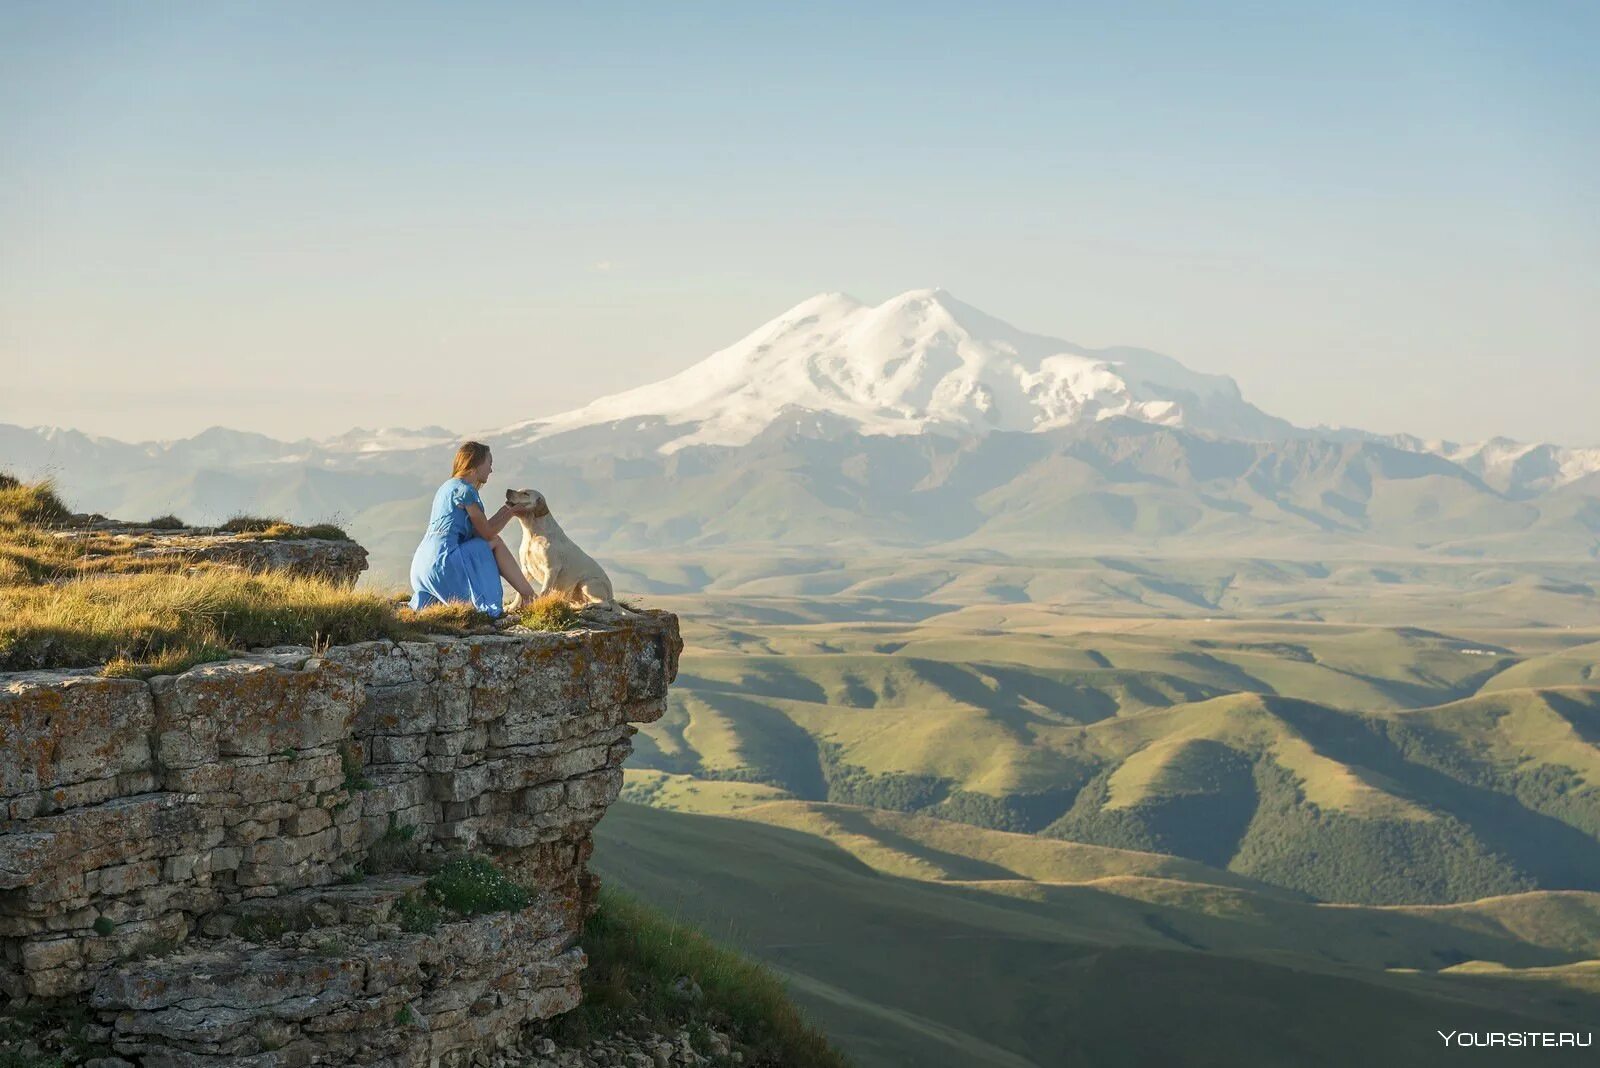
464 501 519 541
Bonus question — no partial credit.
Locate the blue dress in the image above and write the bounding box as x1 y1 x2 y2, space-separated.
409 478 503 615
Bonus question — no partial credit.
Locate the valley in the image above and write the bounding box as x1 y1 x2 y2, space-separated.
588 557 1600 1064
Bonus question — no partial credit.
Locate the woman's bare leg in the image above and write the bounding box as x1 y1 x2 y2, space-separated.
491 537 538 601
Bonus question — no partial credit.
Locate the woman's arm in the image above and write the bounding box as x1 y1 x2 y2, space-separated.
463 501 519 541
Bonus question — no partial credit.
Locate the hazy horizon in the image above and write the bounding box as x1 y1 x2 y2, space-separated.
4 2 1597 445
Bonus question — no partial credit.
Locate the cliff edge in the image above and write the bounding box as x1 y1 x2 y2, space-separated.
0 611 682 1066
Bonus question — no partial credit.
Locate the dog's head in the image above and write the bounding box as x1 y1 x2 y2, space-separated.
505 488 550 519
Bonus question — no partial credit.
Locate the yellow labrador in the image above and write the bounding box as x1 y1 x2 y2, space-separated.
504 488 616 607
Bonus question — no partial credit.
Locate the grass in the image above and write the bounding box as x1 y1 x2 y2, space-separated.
340 742 374 792
0 475 602 675
219 514 350 541
0 568 421 675
517 591 581 631
234 912 290 944
0 475 72 526
389 854 534 933
423 855 533 915
0 1001 108 1068
633 603 1600 904
394 891 443 934
0 478 102 584
363 814 419 874
541 885 850 1067
216 514 283 533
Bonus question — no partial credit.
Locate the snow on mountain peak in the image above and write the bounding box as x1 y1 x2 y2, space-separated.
499 289 1289 452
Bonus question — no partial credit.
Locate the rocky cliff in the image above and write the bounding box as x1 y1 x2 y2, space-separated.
0 611 681 1066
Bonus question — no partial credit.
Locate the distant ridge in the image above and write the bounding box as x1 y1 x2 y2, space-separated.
5 289 1600 565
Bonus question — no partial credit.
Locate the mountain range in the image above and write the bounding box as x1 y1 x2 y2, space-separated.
10 292 1600 1065
6 289 1599 578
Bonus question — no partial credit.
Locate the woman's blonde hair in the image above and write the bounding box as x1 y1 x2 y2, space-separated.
451 440 491 480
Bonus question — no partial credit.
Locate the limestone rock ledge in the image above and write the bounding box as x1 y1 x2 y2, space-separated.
0 610 682 1067
47 526 371 584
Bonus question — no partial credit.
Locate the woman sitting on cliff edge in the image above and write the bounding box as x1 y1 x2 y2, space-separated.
409 440 538 617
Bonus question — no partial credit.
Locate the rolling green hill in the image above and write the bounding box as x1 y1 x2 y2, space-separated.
600 559 1600 1061
625 600 1600 906
594 802 1600 1068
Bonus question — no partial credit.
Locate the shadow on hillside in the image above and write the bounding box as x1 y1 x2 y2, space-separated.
594 803 1599 1068
1269 696 1600 891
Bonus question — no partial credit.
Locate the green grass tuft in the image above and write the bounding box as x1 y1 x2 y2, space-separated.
423 855 533 916
0 999 110 1067
234 912 290 944
363 814 419 874
394 891 442 933
340 743 374 792
387 855 535 933
543 886 848 1066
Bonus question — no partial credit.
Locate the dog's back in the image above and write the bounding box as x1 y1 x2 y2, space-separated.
508 491 615 605
534 515 614 603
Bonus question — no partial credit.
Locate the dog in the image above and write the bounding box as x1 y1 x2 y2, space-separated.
504 488 617 608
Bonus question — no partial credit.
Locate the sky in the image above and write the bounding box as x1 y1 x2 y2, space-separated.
2 0 1597 445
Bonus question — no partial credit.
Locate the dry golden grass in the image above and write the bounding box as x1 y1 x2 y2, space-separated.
515 592 581 631
252 522 349 541
220 514 350 541
0 476 593 676
0 478 117 584
0 474 73 526
0 568 419 675
394 600 496 633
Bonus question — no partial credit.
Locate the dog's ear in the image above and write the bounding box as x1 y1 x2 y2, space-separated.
533 494 550 518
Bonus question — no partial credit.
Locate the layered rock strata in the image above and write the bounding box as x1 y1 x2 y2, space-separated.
0 611 681 1066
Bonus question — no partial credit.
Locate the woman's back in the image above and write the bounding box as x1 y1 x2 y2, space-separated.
410 476 501 612
424 478 481 541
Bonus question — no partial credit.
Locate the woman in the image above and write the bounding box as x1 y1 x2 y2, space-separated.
409 441 538 616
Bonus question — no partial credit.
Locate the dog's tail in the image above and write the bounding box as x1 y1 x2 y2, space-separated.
596 590 646 616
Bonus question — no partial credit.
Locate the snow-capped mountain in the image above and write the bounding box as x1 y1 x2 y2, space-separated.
1312 426 1600 498
7 287 1600 574
316 426 460 455
495 288 1295 452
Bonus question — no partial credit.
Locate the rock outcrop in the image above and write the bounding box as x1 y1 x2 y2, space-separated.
0 611 681 1066
47 524 371 584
